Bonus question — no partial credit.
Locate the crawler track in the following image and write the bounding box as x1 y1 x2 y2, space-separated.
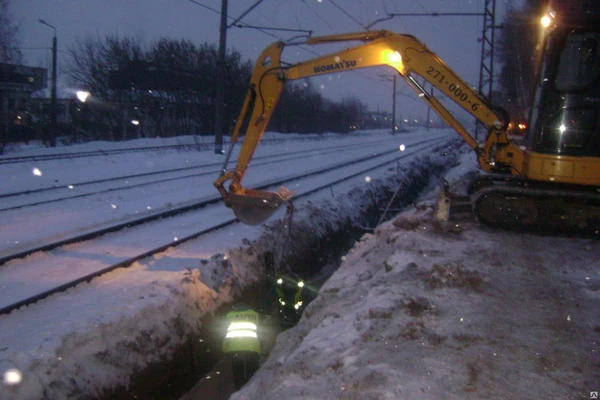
472 177 600 235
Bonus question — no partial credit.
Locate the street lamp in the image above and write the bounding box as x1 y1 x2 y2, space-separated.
39 19 58 147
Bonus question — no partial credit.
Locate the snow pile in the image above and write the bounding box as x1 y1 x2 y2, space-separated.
232 208 600 399
0 252 252 399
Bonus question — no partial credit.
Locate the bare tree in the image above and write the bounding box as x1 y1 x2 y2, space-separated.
0 0 22 63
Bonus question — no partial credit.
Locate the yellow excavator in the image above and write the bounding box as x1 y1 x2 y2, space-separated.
215 1 599 233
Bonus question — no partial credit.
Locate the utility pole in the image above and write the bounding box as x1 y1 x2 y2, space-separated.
39 19 57 147
475 0 500 140
379 73 398 134
214 0 228 154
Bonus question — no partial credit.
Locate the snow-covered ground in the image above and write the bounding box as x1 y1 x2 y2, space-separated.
232 202 600 399
1 132 598 400
0 129 451 399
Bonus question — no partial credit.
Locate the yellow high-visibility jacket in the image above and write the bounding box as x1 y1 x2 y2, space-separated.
222 309 260 354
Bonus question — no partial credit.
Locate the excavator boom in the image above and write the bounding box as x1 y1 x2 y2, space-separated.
214 30 518 225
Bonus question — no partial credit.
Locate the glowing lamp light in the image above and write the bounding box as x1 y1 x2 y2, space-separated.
32 167 42 176
76 91 90 102
131 120 140 126
559 124 566 133
540 10 555 28
541 15 552 27
383 50 402 64
399 144 406 152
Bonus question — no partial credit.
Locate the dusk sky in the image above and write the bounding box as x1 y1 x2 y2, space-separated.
12 0 522 122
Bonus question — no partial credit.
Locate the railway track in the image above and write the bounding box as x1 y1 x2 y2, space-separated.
0 137 393 211
0 133 452 315
0 143 213 165
0 132 378 165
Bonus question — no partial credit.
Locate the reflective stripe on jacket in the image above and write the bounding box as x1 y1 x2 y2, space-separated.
222 310 260 354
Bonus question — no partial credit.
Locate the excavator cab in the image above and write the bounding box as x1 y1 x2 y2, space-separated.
528 27 600 160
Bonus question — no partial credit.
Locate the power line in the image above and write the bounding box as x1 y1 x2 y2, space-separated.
187 0 220 15
300 0 335 31
227 0 265 29
290 1 303 31
328 0 367 30
186 0 395 106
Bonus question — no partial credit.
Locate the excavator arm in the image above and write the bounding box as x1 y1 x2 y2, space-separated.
215 30 524 225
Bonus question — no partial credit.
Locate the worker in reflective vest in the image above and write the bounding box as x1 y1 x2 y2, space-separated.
276 276 305 327
223 303 261 389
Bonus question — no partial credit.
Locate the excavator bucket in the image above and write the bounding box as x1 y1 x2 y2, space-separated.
226 187 294 226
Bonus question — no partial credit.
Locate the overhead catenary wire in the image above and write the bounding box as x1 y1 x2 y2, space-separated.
186 0 399 110
301 0 336 31
328 0 368 30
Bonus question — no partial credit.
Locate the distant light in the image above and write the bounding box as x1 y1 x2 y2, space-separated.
559 124 566 133
147 206 152 209
277 278 283 284
540 14 553 28
131 120 140 126
3 368 22 385
32 167 42 176
399 144 406 151
297 281 304 288
174 237 178 241
111 204 118 209
403 119 408 123
365 176 371 183
68 185 74 189
76 91 90 102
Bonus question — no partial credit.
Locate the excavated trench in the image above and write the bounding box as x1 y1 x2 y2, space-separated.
100 140 463 400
